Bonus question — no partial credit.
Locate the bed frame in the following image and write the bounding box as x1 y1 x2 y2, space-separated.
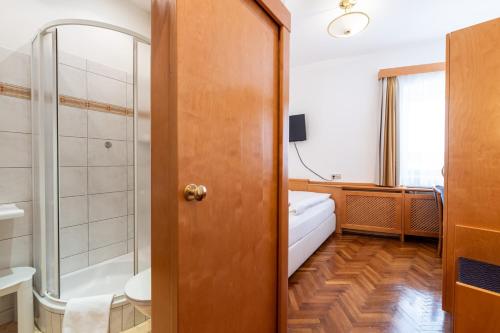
288 214 335 277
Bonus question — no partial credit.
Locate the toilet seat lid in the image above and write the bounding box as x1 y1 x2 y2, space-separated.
124 268 151 303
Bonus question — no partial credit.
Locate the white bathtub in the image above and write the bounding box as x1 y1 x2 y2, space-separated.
60 252 134 300
34 252 148 333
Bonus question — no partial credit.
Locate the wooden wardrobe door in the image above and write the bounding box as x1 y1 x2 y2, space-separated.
151 1 290 332
443 18 500 332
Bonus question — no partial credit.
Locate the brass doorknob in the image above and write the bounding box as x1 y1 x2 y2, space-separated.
184 184 208 201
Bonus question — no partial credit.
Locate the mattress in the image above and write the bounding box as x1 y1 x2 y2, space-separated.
289 198 335 247
288 213 336 277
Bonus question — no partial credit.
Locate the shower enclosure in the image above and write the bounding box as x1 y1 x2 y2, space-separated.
31 20 150 329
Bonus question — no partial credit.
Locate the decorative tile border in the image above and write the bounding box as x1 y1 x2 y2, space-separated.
0 82 31 100
59 95 133 117
0 81 134 117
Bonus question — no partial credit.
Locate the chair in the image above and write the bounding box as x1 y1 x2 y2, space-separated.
432 185 444 257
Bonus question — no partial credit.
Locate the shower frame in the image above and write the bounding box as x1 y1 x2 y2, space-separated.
31 19 151 304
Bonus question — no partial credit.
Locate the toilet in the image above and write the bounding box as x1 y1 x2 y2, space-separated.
124 268 151 317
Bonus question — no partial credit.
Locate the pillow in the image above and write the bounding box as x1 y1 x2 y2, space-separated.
289 191 331 215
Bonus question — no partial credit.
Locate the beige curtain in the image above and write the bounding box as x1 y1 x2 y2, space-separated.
379 77 397 187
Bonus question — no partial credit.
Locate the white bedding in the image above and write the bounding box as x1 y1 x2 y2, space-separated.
288 190 336 277
289 190 331 215
289 198 335 246
289 213 335 277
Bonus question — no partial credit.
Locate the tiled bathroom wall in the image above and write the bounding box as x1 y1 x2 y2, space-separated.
0 46 33 325
57 52 135 275
0 45 137 327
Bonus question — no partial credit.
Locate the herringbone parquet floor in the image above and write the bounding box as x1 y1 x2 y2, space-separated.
288 234 451 333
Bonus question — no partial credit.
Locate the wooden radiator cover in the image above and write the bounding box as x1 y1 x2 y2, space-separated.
404 194 439 237
343 191 402 235
289 179 440 239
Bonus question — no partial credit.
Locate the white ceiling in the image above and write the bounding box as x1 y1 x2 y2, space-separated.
284 0 500 66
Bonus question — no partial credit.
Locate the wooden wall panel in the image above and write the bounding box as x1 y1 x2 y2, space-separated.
454 226 500 268
278 27 290 333
151 1 178 332
443 18 500 317
454 283 500 333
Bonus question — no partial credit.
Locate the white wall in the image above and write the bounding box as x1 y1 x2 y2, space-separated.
0 0 150 53
288 39 445 183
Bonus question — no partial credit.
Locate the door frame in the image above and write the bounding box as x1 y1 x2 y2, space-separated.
150 1 291 332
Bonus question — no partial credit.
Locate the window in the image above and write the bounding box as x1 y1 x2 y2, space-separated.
398 71 445 187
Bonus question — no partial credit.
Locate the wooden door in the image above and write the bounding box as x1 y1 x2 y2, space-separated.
151 1 290 332
443 18 500 332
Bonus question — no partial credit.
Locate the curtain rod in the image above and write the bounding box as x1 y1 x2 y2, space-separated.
378 62 445 80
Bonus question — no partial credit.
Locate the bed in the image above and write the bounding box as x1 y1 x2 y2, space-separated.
288 191 336 277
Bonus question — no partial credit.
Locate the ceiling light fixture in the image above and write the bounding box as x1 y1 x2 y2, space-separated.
327 0 370 38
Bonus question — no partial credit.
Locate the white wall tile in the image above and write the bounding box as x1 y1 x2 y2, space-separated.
127 215 134 239
88 139 126 166
60 252 88 275
128 190 134 215
36 301 52 333
0 95 31 133
110 306 123 333
0 132 31 167
0 235 32 270
87 60 127 82
89 241 127 265
58 52 86 70
0 294 14 313
122 303 135 330
58 64 87 100
59 195 88 228
58 105 87 138
126 115 134 141
51 312 62 333
127 141 134 166
60 224 88 258
89 216 127 250
0 201 32 241
59 167 87 197
0 168 31 203
88 191 127 222
127 238 134 253
87 72 126 107
126 72 134 85
0 307 14 326
126 84 133 109
127 165 134 190
134 309 146 325
88 166 127 194
0 294 14 326
58 136 87 166
0 48 30 87
88 111 126 141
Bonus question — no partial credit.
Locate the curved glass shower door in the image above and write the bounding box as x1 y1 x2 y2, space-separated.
32 22 151 302
32 27 59 298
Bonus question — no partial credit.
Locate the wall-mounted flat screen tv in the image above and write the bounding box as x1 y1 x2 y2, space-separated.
289 114 306 142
